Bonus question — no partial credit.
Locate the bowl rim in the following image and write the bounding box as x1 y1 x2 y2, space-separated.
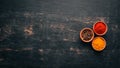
80 28 94 42
93 21 108 36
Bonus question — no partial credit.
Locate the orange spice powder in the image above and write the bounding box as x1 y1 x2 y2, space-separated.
92 37 106 51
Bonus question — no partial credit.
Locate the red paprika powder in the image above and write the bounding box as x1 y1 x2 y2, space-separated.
93 21 108 36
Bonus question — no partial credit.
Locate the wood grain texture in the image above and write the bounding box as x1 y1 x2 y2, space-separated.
0 0 120 68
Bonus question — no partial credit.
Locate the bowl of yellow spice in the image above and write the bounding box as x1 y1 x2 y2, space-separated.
92 37 106 51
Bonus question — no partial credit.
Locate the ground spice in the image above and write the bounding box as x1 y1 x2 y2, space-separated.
80 28 94 42
93 21 107 35
92 37 106 51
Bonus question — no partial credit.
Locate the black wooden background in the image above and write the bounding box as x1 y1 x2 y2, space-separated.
0 0 120 68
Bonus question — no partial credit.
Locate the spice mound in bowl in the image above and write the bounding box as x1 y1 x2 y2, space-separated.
80 28 94 42
93 21 108 36
92 37 106 51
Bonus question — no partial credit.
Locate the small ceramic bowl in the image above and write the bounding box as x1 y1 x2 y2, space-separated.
93 21 108 36
92 37 106 51
80 28 94 42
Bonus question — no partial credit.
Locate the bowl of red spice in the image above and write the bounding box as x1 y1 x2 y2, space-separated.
80 28 94 42
93 21 108 36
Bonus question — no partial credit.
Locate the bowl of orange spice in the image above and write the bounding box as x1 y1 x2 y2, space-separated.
93 21 108 36
92 37 106 51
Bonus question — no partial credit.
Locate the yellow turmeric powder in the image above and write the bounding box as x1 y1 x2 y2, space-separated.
92 37 106 51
